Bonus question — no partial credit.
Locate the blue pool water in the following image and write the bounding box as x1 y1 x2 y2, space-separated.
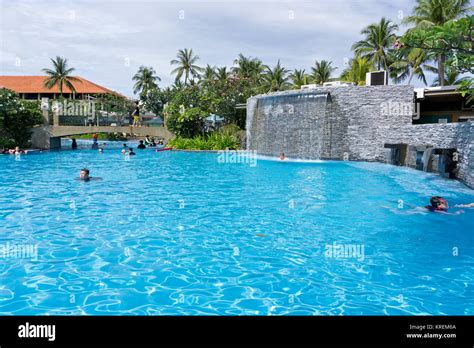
0 143 473 315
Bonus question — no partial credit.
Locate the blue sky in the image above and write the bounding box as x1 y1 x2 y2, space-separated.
1 0 430 97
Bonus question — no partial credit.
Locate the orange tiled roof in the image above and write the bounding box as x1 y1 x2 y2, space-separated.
0 75 123 96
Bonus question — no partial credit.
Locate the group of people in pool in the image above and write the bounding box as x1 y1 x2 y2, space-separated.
70 134 164 154
1 146 28 155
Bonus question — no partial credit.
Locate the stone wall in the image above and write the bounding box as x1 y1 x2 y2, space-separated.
383 122 474 188
246 85 474 188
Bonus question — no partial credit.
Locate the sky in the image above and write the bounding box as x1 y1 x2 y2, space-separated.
0 0 431 97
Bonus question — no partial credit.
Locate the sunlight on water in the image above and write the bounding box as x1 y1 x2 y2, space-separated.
0 145 473 315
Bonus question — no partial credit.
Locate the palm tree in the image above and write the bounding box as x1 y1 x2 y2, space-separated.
290 69 310 88
262 60 290 92
215 66 231 82
403 0 471 86
199 64 216 86
311 60 336 84
352 17 399 71
170 48 203 85
341 56 375 86
42 56 81 96
132 66 160 95
432 66 469 86
233 54 265 83
390 48 429 85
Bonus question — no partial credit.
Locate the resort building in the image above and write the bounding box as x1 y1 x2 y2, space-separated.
0 75 124 100
414 86 474 124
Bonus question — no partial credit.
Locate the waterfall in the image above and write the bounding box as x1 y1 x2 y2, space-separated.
422 147 434 171
245 97 258 151
246 90 331 159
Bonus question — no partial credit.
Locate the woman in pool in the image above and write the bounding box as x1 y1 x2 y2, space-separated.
426 196 448 212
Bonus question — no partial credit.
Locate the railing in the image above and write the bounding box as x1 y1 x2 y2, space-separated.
56 114 131 127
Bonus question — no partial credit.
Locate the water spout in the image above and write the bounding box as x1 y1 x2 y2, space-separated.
422 147 434 172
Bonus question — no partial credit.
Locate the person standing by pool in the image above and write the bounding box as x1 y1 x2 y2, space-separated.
91 134 99 150
279 153 287 161
71 138 78 149
132 101 141 127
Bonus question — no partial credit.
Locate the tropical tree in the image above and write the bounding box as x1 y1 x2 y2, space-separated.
311 60 337 84
352 17 399 71
340 56 375 85
400 14 473 100
402 0 471 85
215 67 231 82
432 67 469 86
199 64 217 86
390 48 430 85
232 54 265 84
290 69 311 88
170 48 203 85
0 89 43 148
132 66 160 95
262 61 290 92
42 56 81 96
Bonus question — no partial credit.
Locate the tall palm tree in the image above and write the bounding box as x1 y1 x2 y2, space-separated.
132 66 160 95
403 0 471 85
42 56 81 96
290 69 310 88
352 17 399 71
170 48 203 85
432 66 469 86
390 48 429 85
341 56 375 86
311 60 336 84
215 66 231 82
262 60 290 92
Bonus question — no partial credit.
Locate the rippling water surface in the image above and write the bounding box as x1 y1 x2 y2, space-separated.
0 141 473 315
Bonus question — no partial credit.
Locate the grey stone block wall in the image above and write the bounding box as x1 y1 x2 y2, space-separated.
246 85 474 188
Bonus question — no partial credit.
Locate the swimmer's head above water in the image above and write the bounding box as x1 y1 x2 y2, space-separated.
79 168 90 181
427 196 448 212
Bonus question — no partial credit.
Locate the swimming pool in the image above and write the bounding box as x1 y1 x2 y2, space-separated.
0 143 473 315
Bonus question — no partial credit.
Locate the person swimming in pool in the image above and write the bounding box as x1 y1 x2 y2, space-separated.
423 196 469 215
77 168 102 182
137 140 146 149
79 168 91 181
128 148 136 156
426 196 448 212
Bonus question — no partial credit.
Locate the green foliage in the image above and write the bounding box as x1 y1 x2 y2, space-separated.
0 89 43 148
401 15 473 99
352 17 399 71
311 60 337 84
168 130 240 150
262 60 290 92
42 56 81 95
341 56 375 85
165 91 207 138
74 132 127 140
170 48 203 85
133 66 160 95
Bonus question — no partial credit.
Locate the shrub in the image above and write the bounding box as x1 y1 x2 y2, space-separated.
168 131 239 150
